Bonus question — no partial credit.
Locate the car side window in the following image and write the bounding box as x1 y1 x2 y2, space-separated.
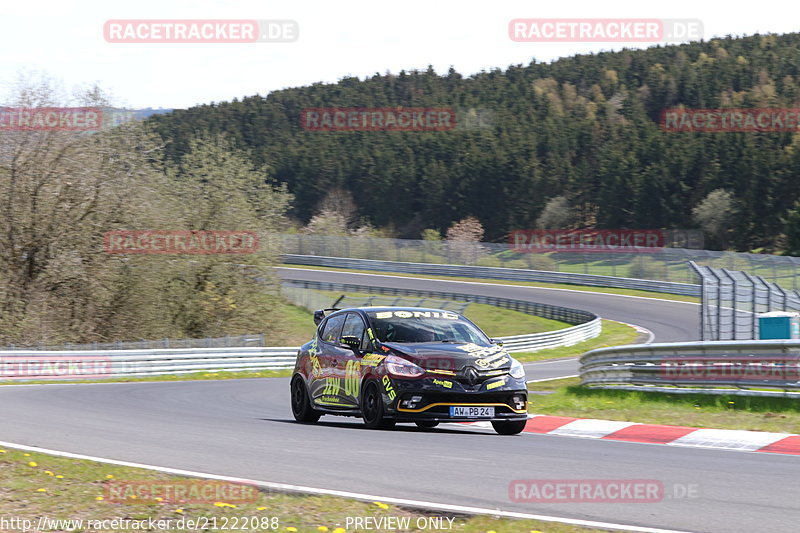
341 313 368 350
320 314 346 344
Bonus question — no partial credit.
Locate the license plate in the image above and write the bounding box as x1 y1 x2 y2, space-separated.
450 406 495 417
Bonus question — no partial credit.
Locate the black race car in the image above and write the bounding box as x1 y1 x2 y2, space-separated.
290 306 529 435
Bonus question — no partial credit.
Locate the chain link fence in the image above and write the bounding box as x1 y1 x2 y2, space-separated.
279 234 800 290
690 261 800 341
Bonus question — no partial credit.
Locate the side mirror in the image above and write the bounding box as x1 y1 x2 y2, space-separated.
313 310 325 326
491 338 505 347
340 335 362 353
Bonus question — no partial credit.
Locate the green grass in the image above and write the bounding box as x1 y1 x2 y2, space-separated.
270 302 318 346
465 302 569 336
0 447 603 533
280 264 699 303
512 320 641 362
528 377 800 433
313 289 571 337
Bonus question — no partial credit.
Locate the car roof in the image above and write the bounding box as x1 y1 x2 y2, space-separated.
330 306 461 315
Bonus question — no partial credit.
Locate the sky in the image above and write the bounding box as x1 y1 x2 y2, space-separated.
2 0 799 110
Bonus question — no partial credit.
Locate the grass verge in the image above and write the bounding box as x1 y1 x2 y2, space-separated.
512 320 640 363
270 302 318 346
313 289 571 337
529 377 800 433
279 264 699 303
0 447 601 533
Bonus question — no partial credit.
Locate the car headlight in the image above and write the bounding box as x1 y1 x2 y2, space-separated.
384 355 426 378
509 358 526 379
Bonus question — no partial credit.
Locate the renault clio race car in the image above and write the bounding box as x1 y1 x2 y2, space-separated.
290 306 529 435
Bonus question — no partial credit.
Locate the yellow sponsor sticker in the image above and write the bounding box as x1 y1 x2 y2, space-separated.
486 377 506 390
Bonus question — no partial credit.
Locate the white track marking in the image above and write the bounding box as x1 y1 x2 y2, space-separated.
548 419 639 439
527 375 579 383
668 429 792 451
0 440 696 533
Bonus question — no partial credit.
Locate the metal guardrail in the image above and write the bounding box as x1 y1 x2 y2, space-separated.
282 279 601 353
580 340 800 397
283 255 701 297
2 334 267 352
0 278 602 381
0 347 298 380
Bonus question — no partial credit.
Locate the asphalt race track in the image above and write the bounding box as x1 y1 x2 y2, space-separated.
2 270 798 533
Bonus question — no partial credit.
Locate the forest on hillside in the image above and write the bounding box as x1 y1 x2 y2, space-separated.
147 32 800 253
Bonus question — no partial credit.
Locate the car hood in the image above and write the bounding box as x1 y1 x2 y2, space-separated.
381 341 512 372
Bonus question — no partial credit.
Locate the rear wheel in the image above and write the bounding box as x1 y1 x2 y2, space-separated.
414 421 439 429
291 375 321 423
492 419 527 435
361 382 395 430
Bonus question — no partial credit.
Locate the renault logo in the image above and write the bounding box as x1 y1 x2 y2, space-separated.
464 367 478 386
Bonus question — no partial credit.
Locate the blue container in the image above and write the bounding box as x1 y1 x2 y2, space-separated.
758 312 800 340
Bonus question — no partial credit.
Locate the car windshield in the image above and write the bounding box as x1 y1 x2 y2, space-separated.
367 310 491 345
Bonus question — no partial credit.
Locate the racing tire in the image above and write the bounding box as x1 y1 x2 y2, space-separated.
291 375 321 423
361 382 395 430
491 419 527 435
414 421 439 428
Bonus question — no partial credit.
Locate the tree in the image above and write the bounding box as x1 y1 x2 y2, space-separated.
0 76 295 345
158 135 293 338
783 201 800 256
445 217 485 264
421 229 442 241
536 196 574 229
0 75 168 344
692 189 738 249
303 188 357 236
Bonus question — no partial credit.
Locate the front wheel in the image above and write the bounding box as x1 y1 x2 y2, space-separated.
361 382 395 430
492 419 527 435
291 375 321 423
